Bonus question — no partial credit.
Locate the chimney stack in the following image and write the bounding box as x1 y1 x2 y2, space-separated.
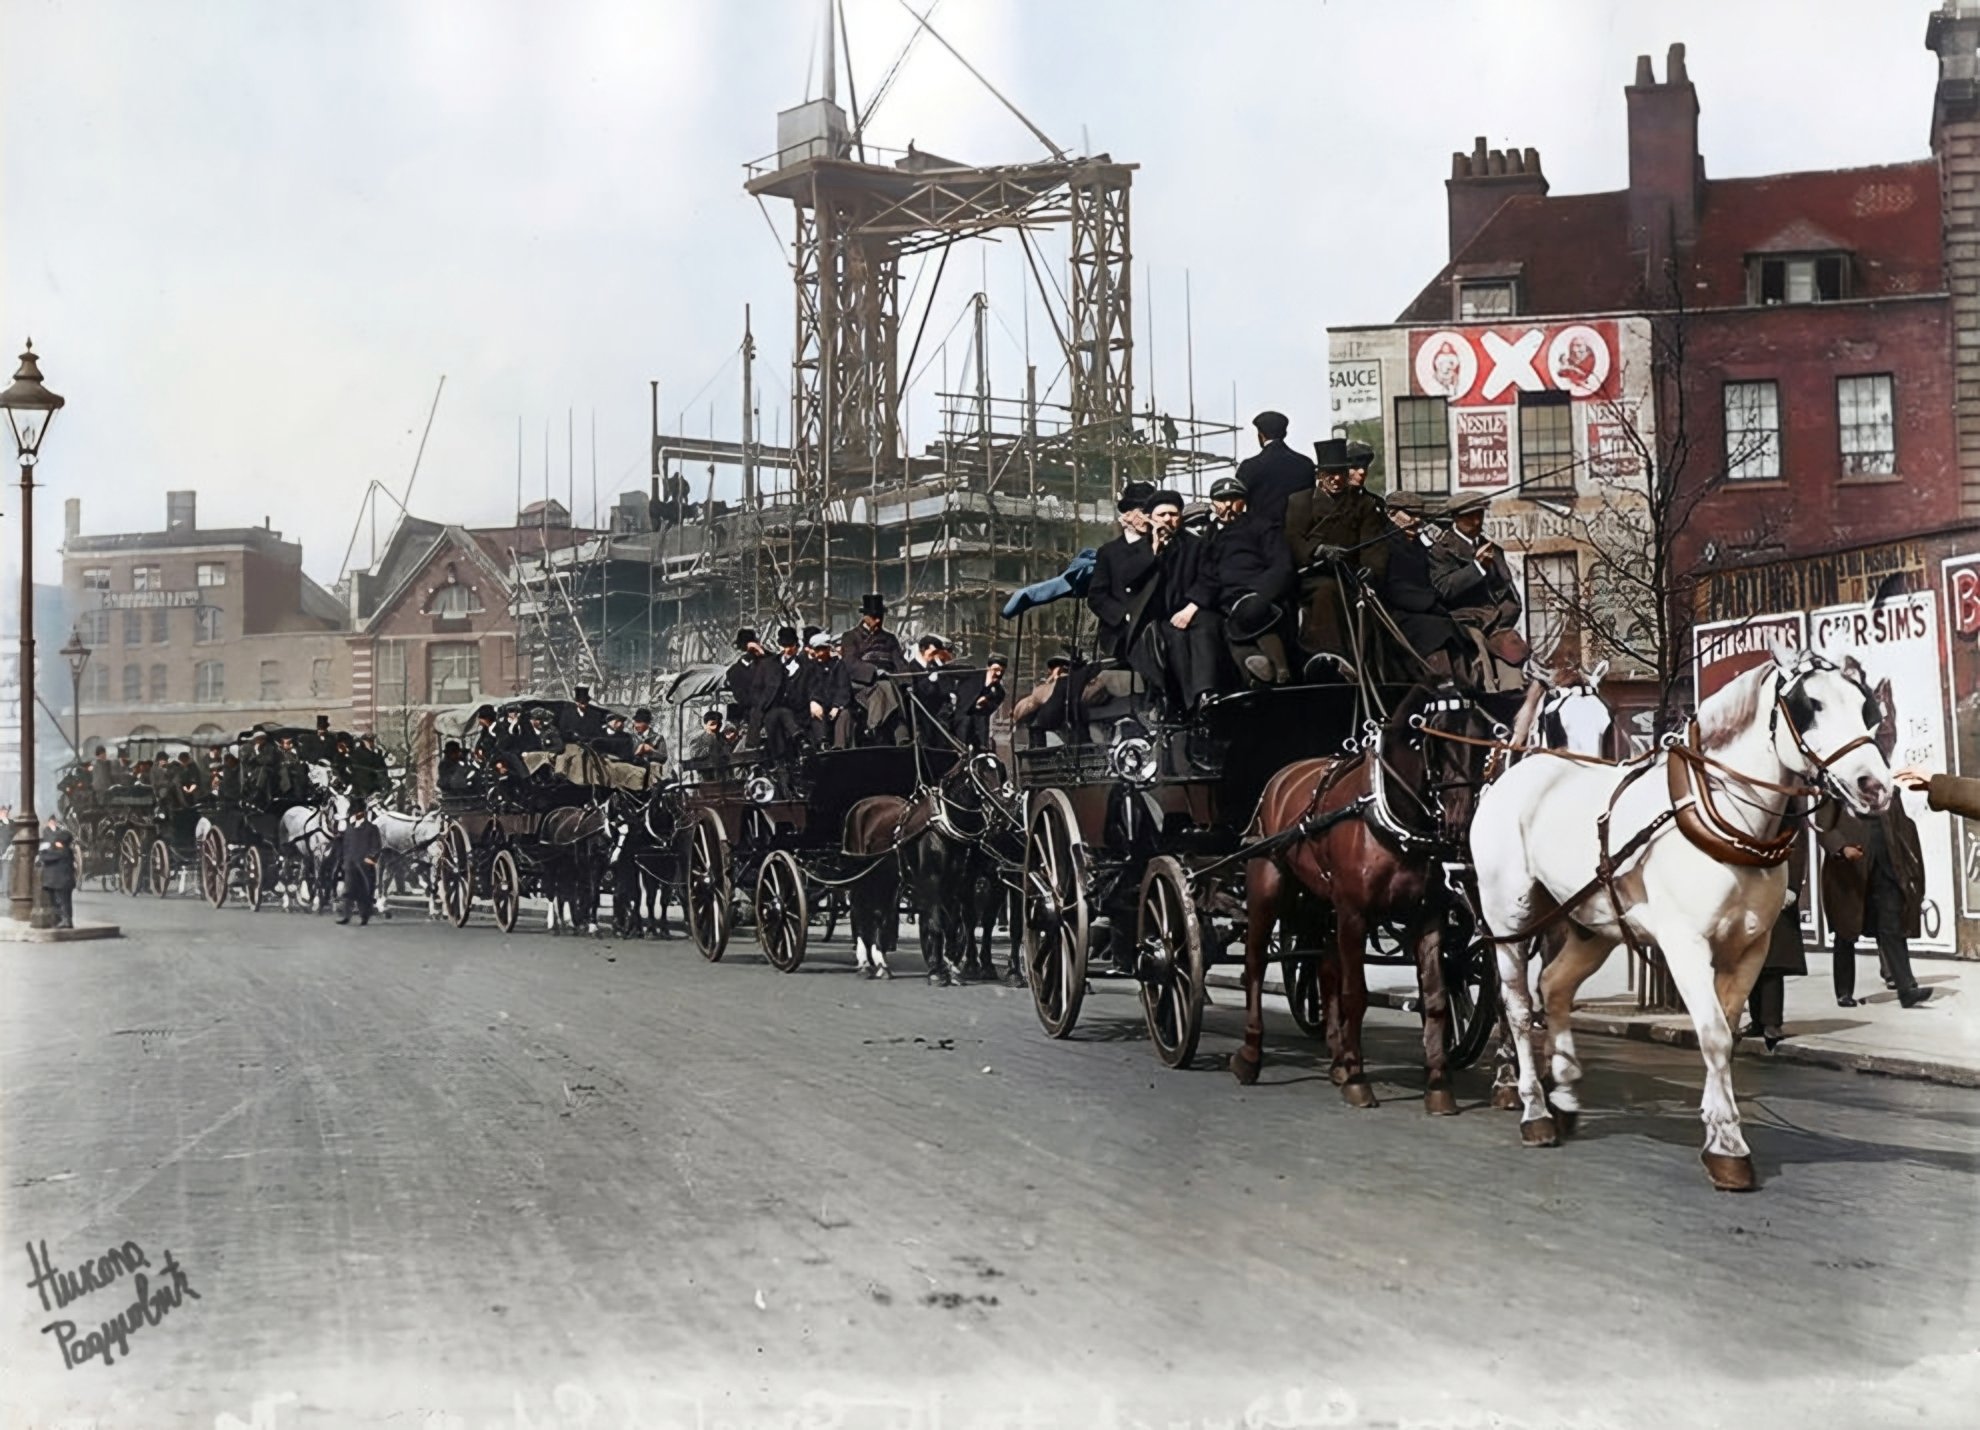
1928 1 1980 517
62 497 79 544
1445 135 1550 259
165 490 196 532
1626 43 1704 280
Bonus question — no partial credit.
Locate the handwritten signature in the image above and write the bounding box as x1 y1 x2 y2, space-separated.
25 1236 201 1369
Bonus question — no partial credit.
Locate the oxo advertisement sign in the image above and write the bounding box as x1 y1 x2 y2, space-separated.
1409 320 1621 407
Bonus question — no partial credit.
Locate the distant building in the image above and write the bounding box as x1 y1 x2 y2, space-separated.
60 491 351 752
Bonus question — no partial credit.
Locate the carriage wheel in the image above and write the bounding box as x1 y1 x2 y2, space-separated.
684 809 732 962
244 844 265 913
1137 856 1207 1069
1281 957 1327 1040
437 821 473 928
119 829 146 897
199 827 229 909
149 839 173 898
1022 788 1090 1039
1440 903 1501 1072
754 849 808 973
489 848 521 933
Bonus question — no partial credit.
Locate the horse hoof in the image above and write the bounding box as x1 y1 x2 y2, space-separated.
1490 1083 1523 1112
874 966 892 981
1229 1050 1261 1086
1423 1087 1459 1117
1003 969 1026 989
1552 1108 1580 1138
1341 1078 1378 1109
1328 1065 1351 1087
1701 1152 1757 1192
1520 1117 1559 1147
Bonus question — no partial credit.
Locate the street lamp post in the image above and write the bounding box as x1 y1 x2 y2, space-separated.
0 340 65 925
60 630 90 763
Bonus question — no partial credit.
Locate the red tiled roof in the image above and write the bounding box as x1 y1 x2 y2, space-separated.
1396 159 1942 324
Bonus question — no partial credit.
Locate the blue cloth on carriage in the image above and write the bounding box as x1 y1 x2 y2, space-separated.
1001 549 1098 619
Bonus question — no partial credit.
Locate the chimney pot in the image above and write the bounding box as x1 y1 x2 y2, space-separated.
1488 149 1507 176
1635 54 1655 86
63 497 79 543
1472 135 1488 167
1668 42 1689 84
1524 147 1543 176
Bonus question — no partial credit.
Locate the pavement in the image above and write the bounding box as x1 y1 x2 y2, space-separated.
1213 947 1980 1089
0 916 122 944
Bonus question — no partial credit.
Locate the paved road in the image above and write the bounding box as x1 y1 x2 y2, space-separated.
3 893 1975 1429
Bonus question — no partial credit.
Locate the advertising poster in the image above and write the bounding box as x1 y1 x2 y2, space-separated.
1942 554 1980 922
1328 359 1385 489
1811 593 1957 952
1694 613 1808 703
1409 320 1620 406
1454 408 1511 490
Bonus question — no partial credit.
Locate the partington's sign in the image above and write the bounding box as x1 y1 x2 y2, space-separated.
96 591 202 610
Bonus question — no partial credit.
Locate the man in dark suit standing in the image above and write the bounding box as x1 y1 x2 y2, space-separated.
947 654 1008 751
1086 482 1159 663
1234 411 1317 533
1820 794 1931 1008
1203 476 1293 685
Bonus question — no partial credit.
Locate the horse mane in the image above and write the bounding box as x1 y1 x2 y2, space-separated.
1697 662 1773 753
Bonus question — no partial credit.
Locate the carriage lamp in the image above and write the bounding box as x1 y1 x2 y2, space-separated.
1107 736 1159 786
0 340 66 925
744 774 779 805
60 630 91 762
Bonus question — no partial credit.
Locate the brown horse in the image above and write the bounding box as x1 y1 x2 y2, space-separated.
1232 682 1494 1110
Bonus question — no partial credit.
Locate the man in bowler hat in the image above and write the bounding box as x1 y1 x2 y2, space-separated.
1086 481 1161 663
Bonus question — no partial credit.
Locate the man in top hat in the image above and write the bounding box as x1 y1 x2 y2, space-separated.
1087 482 1161 663
1428 499 1528 673
948 652 1008 751
840 595 905 745
1204 474 1295 686
803 631 854 749
1285 436 1391 673
1234 411 1317 533
1375 491 1467 677
561 686 607 745
1143 488 1223 714
336 797 384 926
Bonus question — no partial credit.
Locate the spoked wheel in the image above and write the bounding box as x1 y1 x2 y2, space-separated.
489 848 521 934
1282 957 1327 1040
754 849 808 973
438 821 473 928
1439 901 1501 1071
683 808 732 962
819 888 843 943
199 827 230 908
149 839 173 898
118 829 146 896
1022 788 1089 1038
1137 855 1207 1069
243 844 265 913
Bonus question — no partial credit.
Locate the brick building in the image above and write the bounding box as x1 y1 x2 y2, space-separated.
1328 6 1980 956
60 492 351 751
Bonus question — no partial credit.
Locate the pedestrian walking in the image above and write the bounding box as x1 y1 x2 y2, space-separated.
1894 764 1980 820
36 828 76 929
1744 826 1809 1050
1818 792 1931 1008
336 799 383 926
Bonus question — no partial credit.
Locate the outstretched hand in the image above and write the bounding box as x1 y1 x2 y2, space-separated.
1892 765 1931 791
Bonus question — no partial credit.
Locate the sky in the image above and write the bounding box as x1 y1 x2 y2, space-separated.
0 0 1944 587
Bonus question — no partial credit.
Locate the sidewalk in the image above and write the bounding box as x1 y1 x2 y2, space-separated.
1210 948 1980 1089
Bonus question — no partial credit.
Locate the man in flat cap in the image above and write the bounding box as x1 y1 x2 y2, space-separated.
470 703 502 760
1286 436 1390 675
1375 491 1466 677
527 705 567 755
1235 411 1317 534
803 631 853 749
629 707 667 770
1087 482 1161 664
1205 475 1294 685
1144 488 1222 714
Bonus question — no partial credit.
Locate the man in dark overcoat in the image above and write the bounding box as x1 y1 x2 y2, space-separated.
1818 793 1930 1007
1286 437 1390 668
37 828 76 929
1144 489 1222 713
1428 500 1528 668
1374 492 1467 676
1203 476 1294 685
336 799 384 926
1086 483 1160 663
947 654 1008 751
840 595 906 743
726 628 784 756
1234 410 1317 533
802 633 854 749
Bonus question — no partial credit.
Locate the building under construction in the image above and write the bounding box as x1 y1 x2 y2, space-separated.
513 3 1235 706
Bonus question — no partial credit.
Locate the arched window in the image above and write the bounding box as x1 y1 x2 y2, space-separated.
192 723 224 739
426 581 480 617
128 724 159 741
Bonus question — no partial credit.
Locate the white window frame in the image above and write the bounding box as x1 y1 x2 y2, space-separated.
428 642 480 706
1456 281 1516 321
131 565 162 592
375 642 408 705
196 561 227 588
81 567 111 592
194 661 225 703
1523 552 1582 670
1724 381 1782 482
1837 374 1896 477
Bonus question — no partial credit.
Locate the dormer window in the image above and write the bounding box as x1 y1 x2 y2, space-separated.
1752 253 1849 305
1457 280 1516 321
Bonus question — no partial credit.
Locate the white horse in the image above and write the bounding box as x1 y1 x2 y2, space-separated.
1529 658 1613 758
364 795 446 917
277 804 340 911
1470 645 1893 1191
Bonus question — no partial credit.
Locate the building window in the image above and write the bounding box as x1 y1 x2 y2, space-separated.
1457 281 1515 321
82 665 110 705
311 657 333 699
149 664 167 703
1518 392 1576 489
122 664 142 702
260 660 281 700
428 642 480 706
131 565 162 592
427 583 478 617
81 610 111 646
1837 374 1896 477
1752 254 1848 305
150 607 170 643
194 606 223 644
196 561 227 587
123 611 143 646
1724 381 1782 481
81 567 111 592
1524 553 1581 670
375 641 408 705
194 661 225 703
1393 397 1452 494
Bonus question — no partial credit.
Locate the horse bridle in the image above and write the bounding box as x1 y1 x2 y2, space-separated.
1767 656 1879 802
